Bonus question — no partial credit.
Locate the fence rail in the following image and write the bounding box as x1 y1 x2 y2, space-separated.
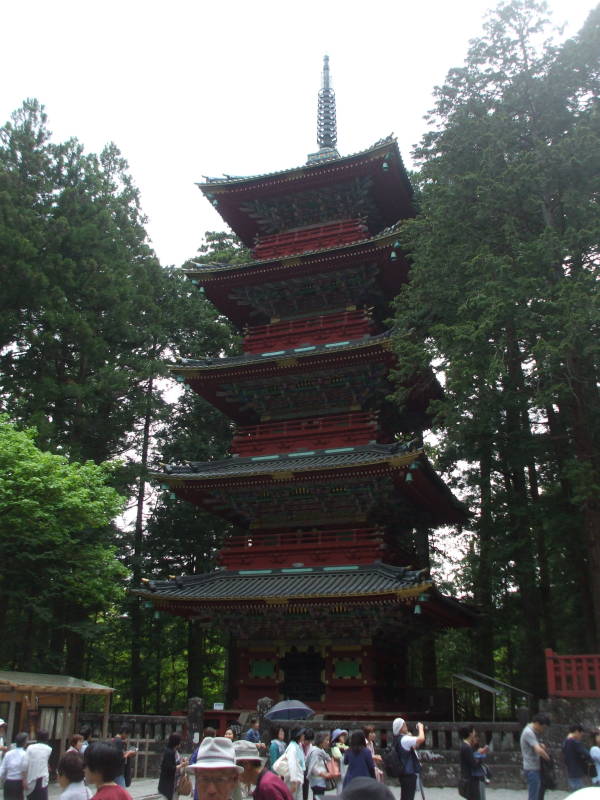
78 713 186 742
545 648 600 697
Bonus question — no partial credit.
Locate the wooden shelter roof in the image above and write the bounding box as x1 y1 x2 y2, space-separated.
0 671 114 695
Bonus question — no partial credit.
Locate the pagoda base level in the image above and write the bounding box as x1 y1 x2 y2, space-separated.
226 638 451 717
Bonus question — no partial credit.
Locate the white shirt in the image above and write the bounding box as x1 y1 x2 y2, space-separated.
590 746 600 784
60 781 92 800
0 747 29 781
401 735 418 751
26 742 52 792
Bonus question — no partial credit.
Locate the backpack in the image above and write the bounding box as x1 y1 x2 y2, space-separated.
382 736 406 778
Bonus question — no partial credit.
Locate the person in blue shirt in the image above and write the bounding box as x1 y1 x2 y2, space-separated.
245 719 266 753
563 723 591 791
459 726 489 800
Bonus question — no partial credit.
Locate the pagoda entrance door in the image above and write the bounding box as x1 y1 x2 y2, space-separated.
279 646 325 701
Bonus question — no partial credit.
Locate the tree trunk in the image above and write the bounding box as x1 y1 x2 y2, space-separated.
130 372 155 712
187 620 204 699
475 445 495 717
545 402 594 650
560 349 600 649
500 325 545 694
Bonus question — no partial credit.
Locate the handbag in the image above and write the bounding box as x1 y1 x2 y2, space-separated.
325 756 340 779
458 777 470 799
273 750 290 779
177 772 192 796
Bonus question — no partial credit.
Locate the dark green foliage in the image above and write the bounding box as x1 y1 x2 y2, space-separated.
104 232 249 711
394 0 600 697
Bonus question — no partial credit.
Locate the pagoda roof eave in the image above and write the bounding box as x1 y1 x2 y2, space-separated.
172 332 392 375
198 136 409 193
131 563 477 628
133 562 430 604
157 443 422 481
198 137 414 246
183 220 404 279
154 444 469 525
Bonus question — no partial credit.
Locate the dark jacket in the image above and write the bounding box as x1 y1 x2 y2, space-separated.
158 747 178 799
343 748 376 786
394 738 421 776
460 742 483 800
563 737 590 779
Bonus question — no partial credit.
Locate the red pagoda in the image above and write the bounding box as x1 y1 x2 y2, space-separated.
138 57 474 713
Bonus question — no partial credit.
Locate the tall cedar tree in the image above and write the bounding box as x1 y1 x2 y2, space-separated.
132 232 248 708
393 0 600 696
0 101 233 686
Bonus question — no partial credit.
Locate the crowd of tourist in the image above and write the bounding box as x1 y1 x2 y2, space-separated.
1 713 600 800
174 717 425 800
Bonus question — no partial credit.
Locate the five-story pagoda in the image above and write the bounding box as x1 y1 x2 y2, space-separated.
137 57 474 713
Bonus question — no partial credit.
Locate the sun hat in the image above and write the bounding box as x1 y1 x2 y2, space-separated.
392 718 405 736
331 728 348 743
188 737 243 772
234 740 267 766
341 777 395 800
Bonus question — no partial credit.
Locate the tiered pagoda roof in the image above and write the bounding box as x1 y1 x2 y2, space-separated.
199 137 413 247
134 563 476 637
156 443 466 529
184 222 410 326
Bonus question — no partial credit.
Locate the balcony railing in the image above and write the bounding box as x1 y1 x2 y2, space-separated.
545 648 600 697
222 526 382 552
219 527 384 569
253 218 369 261
243 309 373 353
231 411 379 456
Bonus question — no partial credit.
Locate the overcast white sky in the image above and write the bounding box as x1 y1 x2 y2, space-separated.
2 0 596 267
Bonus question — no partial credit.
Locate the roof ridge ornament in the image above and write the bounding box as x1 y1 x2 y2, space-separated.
307 55 340 165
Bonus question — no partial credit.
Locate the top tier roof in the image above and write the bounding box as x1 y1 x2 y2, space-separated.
198 137 414 247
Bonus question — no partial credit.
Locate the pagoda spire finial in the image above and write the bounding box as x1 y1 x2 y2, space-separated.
307 54 340 164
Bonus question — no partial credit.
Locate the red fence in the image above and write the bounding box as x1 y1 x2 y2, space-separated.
253 218 369 260
545 648 600 697
219 527 383 569
243 309 373 353
231 411 379 456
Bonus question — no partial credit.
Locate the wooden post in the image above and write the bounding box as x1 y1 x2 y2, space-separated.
72 693 80 739
6 695 16 743
102 694 111 739
544 648 556 696
60 697 69 757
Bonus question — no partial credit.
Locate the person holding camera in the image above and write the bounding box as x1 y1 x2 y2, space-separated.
392 718 425 800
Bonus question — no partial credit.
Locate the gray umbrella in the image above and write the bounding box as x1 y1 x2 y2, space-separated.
264 699 315 720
